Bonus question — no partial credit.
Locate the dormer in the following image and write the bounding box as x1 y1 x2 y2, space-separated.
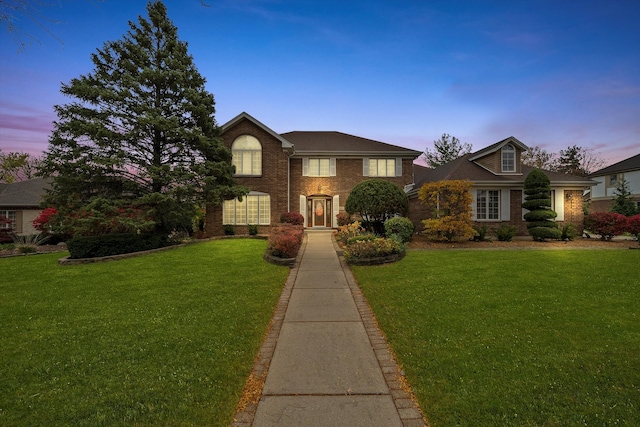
468 136 528 175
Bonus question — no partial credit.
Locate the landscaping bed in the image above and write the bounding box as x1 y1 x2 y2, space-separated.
408 234 635 250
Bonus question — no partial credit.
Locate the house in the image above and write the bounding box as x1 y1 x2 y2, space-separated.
204 112 422 235
0 177 49 236
588 153 640 213
407 137 596 235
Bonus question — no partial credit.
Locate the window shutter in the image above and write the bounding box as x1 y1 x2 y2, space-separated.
555 189 565 221
363 158 369 176
302 158 309 176
396 158 402 177
500 190 510 221
332 195 339 228
330 158 336 176
299 195 307 227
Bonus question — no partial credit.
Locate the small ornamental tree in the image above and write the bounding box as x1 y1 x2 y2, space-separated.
611 178 639 217
522 169 561 241
345 179 408 234
418 180 475 242
627 214 640 245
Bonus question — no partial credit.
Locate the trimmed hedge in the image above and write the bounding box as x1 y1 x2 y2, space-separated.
384 217 415 243
67 233 170 259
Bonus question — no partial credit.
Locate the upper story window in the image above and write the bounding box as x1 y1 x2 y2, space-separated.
501 144 516 172
232 135 262 176
303 158 336 177
366 158 400 177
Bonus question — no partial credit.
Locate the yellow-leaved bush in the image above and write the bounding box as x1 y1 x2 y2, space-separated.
418 180 476 242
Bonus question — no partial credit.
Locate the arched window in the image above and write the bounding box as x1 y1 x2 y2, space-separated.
232 135 262 176
501 143 515 172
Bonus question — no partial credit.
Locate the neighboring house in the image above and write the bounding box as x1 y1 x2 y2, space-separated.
588 153 640 213
204 112 422 235
0 178 49 235
407 137 596 235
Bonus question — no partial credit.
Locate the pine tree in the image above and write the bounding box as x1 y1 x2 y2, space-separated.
38 1 246 235
522 169 561 241
611 178 638 216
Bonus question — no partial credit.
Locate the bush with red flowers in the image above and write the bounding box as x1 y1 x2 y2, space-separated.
32 207 59 232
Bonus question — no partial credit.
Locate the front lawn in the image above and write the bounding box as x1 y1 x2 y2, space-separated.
0 239 289 427
351 249 640 427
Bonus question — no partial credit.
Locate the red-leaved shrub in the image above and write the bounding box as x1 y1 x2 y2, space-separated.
32 207 59 231
268 224 304 258
627 214 640 236
279 212 304 226
584 212 628 240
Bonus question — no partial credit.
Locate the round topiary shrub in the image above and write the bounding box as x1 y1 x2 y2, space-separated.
384 217 415 243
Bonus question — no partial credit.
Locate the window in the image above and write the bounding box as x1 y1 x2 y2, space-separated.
477 190 500 220
609 174 618 186
0 210 16 230
223 193 270 225
232 135 262 176
363 159 402 177
501 144 516 172
303 158 335 177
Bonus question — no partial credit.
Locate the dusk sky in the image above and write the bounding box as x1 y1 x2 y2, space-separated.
1 0 639 167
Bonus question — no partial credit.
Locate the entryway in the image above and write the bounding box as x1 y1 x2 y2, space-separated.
307 196 332 228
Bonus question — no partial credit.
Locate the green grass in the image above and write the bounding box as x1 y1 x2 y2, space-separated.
351 249 640 427
0 239 289 427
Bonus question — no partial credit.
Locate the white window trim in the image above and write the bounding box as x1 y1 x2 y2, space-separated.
364 158 402 177
501 144 516 173
475 189 501 221
223 192 270 225
302 158 336 177
232 135 262 176
1 210 16 230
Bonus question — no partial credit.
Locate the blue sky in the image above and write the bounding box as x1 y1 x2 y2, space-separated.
1 0 639 167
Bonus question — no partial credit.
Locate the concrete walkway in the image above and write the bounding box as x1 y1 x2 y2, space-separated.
233 231 425 427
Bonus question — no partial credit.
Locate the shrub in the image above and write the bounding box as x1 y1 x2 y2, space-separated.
496 225 517 242
11 233 50 254
223 224 235 235
248 224 259 236
584 212 628 241
280 212 304 225
561 224 580 241
32 207 59 232
67 233 170 259
344 237 404 261
423 216 476 242
336 212 352 227
472 225 489 242
384 217 414 243
336 221 365 245
267 225 303 259
345 180 408 235
529 226 562 241
347 234 376 245
627 214 640 236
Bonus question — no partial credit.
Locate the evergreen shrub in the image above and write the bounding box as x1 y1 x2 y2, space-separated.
67 233 169 259
496 225 517 242
384 217 415 243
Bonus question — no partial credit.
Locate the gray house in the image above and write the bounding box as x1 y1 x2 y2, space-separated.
0 178 49 235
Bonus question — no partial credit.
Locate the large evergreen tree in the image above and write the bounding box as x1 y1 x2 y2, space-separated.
38 1 246 235
522 169 561 241
611 177 638 216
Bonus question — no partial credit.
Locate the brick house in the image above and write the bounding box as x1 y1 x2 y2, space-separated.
588 153 640 213
407 137 595 235
204 112 421 235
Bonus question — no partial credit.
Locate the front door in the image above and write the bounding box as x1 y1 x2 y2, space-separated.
313 199 326 227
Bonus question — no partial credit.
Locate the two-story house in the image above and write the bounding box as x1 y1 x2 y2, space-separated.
407 137 596 234
204 112 422 235
589 153 640 213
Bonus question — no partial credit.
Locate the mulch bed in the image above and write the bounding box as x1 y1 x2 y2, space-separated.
408 234 637 250
0 244 68 257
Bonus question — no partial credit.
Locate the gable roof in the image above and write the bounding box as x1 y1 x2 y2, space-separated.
0 178 49 208
281 131 422 158
410 151 595 195
589 153 640 176
468 136 528 161
222 112 294 149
